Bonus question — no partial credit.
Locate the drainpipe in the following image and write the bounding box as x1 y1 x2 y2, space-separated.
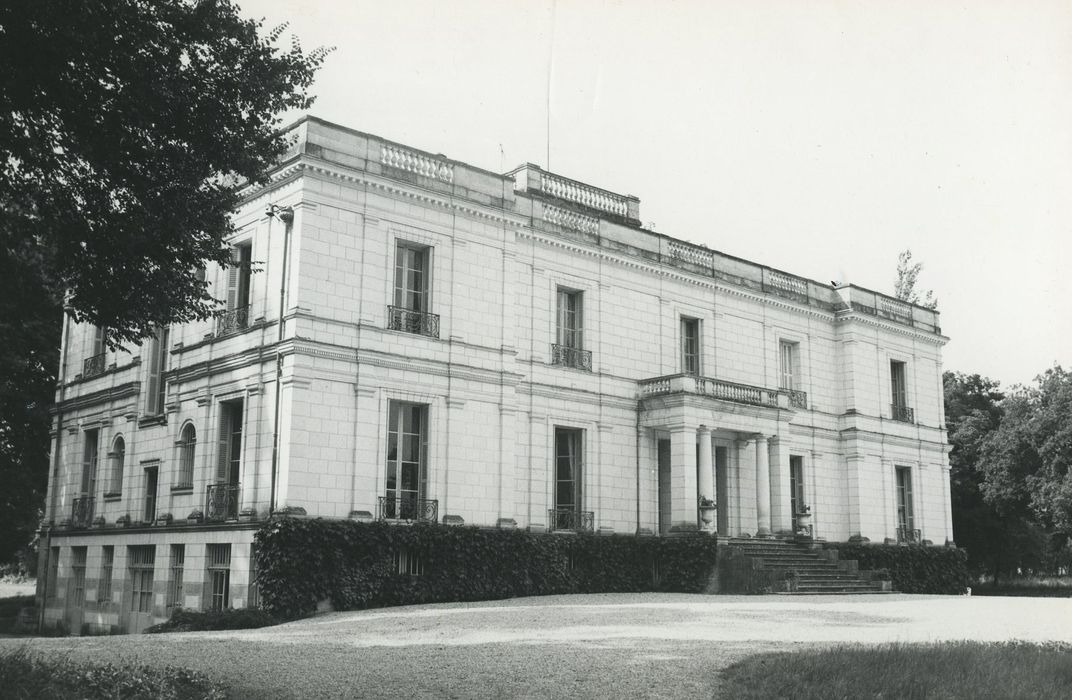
635 403 642 535
266 204 293 515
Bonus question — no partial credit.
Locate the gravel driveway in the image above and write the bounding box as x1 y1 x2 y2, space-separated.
5 593 1072 699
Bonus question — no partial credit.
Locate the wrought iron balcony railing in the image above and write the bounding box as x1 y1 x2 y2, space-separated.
206 483 240 522
787 390 808 409
548 508 595 533
378 495 438 523
71 496 95 528
216 305 251 336
83 353 106 378
387 305 440 338
896 527 921 544
891 404 915 423
550 343 593 371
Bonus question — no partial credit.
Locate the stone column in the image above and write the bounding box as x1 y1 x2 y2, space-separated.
755 435 772 537
697 425 714 533
669 425 698 532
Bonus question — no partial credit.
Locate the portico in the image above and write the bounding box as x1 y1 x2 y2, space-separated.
639 373 799 537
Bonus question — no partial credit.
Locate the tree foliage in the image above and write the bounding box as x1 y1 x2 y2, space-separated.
1 0 331 346
0 0 329 564
894 249 938 309
944 369 1072 579
979 367 1072 535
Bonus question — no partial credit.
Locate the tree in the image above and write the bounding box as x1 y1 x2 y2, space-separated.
0 1 329 564
894 250 937 309
979 367 1072 536
1 0 331 347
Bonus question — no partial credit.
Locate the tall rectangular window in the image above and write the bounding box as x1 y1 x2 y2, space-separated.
128 545 155 614
167 544 185 612
144 326 170 415
91 325 106 357
890 360 912 422
216 401 243 486
896 466 915 536
891 360 907 407
81 429 99 496
84 326 107 377
248 544 260 609
394 243 430 312
71 547 87 607
556 288 583 349
46 547 59 599
206 544 231 612
552 427 585 531
681 317 701 375
144 466 158 523
385 401 428 520
226 243 252 314
98 546 114 604
779 341 799 390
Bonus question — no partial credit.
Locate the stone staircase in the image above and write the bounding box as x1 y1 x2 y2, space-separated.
720 537 892 594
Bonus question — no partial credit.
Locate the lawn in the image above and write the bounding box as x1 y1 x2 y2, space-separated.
720 641 1072 700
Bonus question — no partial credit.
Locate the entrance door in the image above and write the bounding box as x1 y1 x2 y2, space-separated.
715 446 729 534
789 456 804 530
657 439 671 535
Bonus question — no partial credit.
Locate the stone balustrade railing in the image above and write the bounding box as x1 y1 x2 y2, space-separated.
669 241 715 268
764 268 809 299
544 204 599 234
542 171 629 218
880 296 913 321
381 143 454 183
639 373 787 409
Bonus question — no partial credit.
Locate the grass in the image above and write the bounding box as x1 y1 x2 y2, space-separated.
720 641 1072 700
0 647 228 699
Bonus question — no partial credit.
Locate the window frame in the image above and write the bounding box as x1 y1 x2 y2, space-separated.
106 435 125 496
128 545 156 614
681 317 701 375
167 544 185 612
205 544 232 612
177 423 196 489
779 340 800 391
98 545 114 604
144 327 170 415
556 288 584 350
384 400 429 519
81 429 100 497
553 427 584 513
895 465 915 531
393 241 431 313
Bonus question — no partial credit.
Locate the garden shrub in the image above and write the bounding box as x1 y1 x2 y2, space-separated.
0 648 227 699
254 518 720 619
826 542 969 594
145 607 277 633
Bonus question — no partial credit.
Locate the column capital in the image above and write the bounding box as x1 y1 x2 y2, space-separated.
697 424 712 435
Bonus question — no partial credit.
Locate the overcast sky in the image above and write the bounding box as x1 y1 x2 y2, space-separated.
242 0 1071 388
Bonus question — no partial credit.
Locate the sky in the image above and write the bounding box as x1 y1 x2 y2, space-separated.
241 0 1071 388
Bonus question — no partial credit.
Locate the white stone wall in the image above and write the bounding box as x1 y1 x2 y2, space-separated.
44 117 955 626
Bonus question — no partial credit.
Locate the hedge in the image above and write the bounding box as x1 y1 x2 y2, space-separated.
254 518 719 619
146 607 277 633
826 543 970 594
0 648 227 699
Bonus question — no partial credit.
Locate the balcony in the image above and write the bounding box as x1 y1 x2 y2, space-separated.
71 496 95 528
548 508 595 533
640 373 786 409
378 495 438 523
206 483 240 522
891 404 915 423
786 390 808 409
897 527 921 544
216 305 251 337
387 305 440 339
550 343 593 371
83 353 106 378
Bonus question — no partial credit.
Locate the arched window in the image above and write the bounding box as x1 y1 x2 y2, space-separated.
108 436 125 495
178 424 196 489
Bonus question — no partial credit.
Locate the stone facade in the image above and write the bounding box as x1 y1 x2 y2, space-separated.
38 116 952 632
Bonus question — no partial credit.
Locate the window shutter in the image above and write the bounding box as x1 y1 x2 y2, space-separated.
145 335 161 413
556 291 567 346
905 470 914 528
225 249 240 311
575 293 583 349
216 408 230 483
